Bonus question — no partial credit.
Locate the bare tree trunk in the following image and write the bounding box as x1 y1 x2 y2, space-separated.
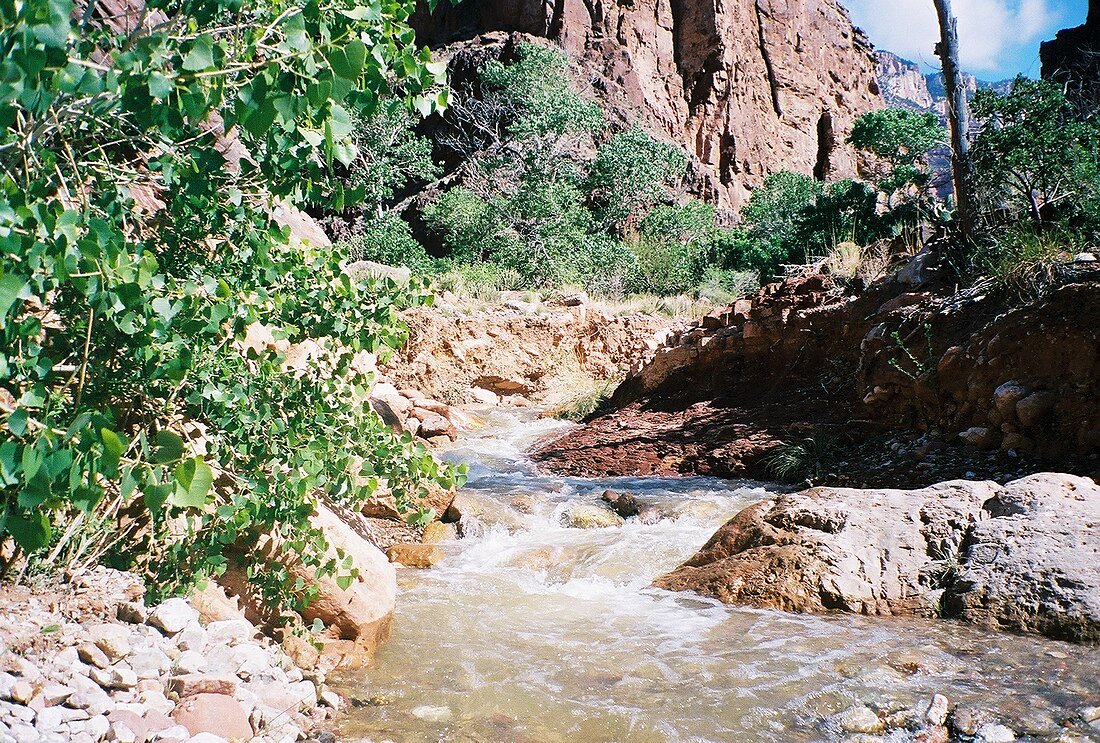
932 0 977 238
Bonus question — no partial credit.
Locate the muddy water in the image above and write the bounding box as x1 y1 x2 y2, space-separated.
337 410 1100 743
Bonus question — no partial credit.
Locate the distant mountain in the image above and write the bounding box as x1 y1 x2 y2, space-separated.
874 50 1013 119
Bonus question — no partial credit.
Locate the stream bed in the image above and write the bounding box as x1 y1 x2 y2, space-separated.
336 410 1100 742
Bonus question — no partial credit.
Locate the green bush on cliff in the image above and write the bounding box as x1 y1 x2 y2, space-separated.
0 0 462 614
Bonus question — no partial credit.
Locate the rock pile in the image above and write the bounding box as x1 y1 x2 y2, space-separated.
0 568 340 743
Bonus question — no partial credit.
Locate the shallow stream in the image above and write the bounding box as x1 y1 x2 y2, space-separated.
338 410 1099 742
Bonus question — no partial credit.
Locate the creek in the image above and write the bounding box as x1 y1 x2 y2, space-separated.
337 409 1100 742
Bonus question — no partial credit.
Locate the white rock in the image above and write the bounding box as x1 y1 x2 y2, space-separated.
174 626 208 653
76 643 111 670
229 645 270 680
128 648 171 679
136 690 174 716
116 602 148 625
154 724 191 742
205 619 257 647
173 650 208 676
411 705 453 722
925 694 949 726
89 666 136 690
0 674 15 701
34 706 66 732
147 598 199 636
189 734 230 743
89 624 132 662
83 714 110 740
66 687 114 716
39 684 75 706
319 690 341 709
977 724 1017 742
108 720 139 743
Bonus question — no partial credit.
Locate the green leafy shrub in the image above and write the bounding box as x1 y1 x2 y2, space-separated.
848 108 945 212
588 128 688 227
971 77 1100 231
763 432 838 483
0 0 461 613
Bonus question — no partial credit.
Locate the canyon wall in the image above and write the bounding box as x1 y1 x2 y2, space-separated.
414 0 884 211
1041 0 1100 109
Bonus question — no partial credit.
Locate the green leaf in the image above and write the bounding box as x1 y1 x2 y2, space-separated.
100 428 125 457
5 408 28 437
0 274 28 328
6 512 51 552
182 34 216 72
328 41 366 82
170 457 213 508
154 430 185 464
335 573 353 590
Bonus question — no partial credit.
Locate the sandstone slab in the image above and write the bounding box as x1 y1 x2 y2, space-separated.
655 474 1100 642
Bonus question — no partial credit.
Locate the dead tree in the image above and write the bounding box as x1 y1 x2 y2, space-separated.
932 0 977 238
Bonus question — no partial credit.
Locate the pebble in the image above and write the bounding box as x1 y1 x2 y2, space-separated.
411 704 454 722
925 694 949 726
838 705 884 734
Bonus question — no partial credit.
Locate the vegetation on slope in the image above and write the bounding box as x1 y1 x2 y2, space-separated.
0 0 463 616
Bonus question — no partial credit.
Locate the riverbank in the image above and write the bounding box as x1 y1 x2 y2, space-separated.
0 568 339 743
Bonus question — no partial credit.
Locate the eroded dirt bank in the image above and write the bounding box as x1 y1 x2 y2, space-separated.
533 252 1100 488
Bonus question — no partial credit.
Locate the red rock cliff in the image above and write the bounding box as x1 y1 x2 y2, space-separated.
414 0 884 212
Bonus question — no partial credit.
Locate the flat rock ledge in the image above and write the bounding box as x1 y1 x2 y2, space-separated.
654 473 1100 643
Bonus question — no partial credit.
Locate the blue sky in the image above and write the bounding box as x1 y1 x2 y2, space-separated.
845 0 1089 80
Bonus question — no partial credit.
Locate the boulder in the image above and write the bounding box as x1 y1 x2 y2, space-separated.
385 544 445 568
655 474 1100 642
600 490 640 518
220 503 396 660
170 693 253 740
563 505 625 529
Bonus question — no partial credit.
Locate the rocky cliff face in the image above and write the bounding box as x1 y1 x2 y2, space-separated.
1041 0 1100 108
414 0 884 211
875 51 935 110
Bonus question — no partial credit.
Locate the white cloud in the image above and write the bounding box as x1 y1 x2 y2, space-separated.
845 0 1066 77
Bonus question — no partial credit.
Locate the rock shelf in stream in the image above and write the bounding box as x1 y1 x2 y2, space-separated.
655 472 1100 643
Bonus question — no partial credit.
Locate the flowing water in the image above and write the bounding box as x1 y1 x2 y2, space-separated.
337 409 1100 743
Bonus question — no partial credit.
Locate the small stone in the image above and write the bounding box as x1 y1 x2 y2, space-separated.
838 705 884 734
84 714 110 740
188 734 229 743
8 681 33 705
89 667 136 691
925 694 949 727
228 644 269 680
35 706 67 731
76 643 111 670
128 648 172 680
147 599 199 636
280 634 320 672
1081 707 1100 723
168 674 238 698
116 602 147 625
951 706 993 736
976 723 1016 742
318 690 341 710
600 489 641 518
1073 252 1097 263
66 688 113 717
174 650 208 676
410 705 452 722
420 521 457 544
40 684 75 706
107 721 139 743
155 724 191 742
89 624 132 662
